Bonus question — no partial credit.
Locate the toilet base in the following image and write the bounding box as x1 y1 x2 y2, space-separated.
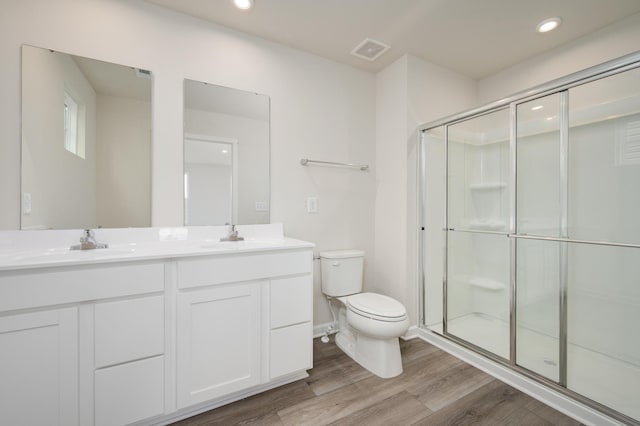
335 328 403 378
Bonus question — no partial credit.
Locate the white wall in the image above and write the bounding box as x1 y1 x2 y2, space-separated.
373 55 476 325
373 57 409 317
21 46 97 230
184 163 232 225
184 108 269 225
0 0 376 328
96 94 151 228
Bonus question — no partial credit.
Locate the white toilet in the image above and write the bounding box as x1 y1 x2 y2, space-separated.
320 250 409 378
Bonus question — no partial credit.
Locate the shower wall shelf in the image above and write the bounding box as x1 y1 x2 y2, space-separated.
468 182 507 190
468 277 507 291
300 158 369 171
450 275 506 291
468 219 506 231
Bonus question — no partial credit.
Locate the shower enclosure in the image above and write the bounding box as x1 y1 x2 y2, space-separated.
420 51 640 425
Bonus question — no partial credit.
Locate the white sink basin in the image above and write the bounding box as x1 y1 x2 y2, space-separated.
200 240 283 250
7 247 136 264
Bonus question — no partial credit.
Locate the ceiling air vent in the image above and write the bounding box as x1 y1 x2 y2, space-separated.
350 38 390 62
135 68 152 79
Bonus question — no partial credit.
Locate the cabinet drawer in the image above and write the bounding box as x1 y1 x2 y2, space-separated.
178 250 312 289
0 262 164 313
94 295 164 368
270 275 312 329
270 322 312 379
94 356 164 426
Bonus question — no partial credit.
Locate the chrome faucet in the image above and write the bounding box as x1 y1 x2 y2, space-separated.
220 224 244 242
70 229 109 250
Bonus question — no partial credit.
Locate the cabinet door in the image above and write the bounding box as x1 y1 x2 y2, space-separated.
0 308 78 426
177 282 262 408
270 322 312 379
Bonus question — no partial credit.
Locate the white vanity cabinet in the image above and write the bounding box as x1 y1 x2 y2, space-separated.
269 275 313 379
92 294 165 426
0 231 314 426
0 307 79 426
175 249 313 410
176 282 263 408
0 261 165 426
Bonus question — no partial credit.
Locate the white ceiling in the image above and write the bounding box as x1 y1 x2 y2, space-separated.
146 0 640 79
73 55 152 101
184 79 269 121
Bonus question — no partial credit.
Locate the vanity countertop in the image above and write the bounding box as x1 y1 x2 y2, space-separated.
0 224 314 272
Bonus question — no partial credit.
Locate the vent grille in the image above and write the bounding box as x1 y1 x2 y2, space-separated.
135 68 152 79
350 38 390 62
616 117 640 166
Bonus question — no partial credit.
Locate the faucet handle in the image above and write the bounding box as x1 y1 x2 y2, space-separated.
72 228 106 250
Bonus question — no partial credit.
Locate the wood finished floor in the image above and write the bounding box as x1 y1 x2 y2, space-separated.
172 336 582 426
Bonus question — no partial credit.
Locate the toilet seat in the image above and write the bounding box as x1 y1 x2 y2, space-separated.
347 292 407 322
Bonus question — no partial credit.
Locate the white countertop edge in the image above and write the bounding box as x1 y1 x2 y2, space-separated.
0 238 315 272
0 223 316 271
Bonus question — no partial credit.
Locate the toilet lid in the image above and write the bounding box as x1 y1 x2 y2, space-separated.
347 292 407 320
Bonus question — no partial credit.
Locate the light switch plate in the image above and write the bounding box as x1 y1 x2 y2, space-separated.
255 201 268 212
23 192 31 215
306 197 318 213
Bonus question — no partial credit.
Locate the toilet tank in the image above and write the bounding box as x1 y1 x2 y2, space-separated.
320 250 365 297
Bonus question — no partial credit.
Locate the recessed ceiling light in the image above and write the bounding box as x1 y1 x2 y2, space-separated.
221 149 229 154
536 17 562 33
531 105 543 111
233 0 253 10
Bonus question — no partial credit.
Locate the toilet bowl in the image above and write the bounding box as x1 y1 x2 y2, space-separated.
344 293 409 338
320 250 409 378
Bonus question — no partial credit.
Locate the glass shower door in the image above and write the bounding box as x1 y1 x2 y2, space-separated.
515 93 563 382
421 54 640 425
564 68 640 421
445 108 511 359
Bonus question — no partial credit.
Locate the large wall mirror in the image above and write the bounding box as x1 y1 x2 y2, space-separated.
183 79 270 225
21 45 152 230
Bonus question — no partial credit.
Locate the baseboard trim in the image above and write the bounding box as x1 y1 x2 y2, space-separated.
416 328 621 426
401 325 420 340
313 322 337 338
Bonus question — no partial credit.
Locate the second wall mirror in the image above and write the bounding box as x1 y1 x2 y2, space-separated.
183 80 270 226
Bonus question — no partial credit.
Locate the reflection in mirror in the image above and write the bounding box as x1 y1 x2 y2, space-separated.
21 45 152 230
184 136 237 225
184 80 270 225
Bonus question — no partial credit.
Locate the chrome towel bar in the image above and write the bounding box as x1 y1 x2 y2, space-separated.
300 158 369 171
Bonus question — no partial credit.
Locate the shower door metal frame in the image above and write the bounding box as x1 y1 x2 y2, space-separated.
417 49 640 426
